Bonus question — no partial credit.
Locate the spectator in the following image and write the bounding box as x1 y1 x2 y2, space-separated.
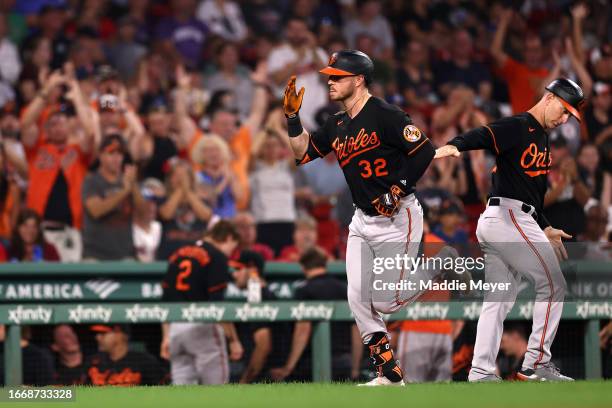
204 42 254 121
26 4 71 69
204 61 270 210
490 9 550 113
105 16 147 82
21 71 94 262
249 127 296 255
192 134 243 219
576 205 611 261
196 0 247 43
82 134 144 260
0 111 23 240
583 82 612 147
157 158 212 260
544 137 591 240
342 0 394 61
94 78 146 142
270 247 357 381
277 215 318 262
0 12 21 85
577 143 602 199
7 208 59 261
51 324 86 385
434 29 492 101
396 40 436 112
0 325 55 386
432 199 469 245
130 100 177 182
267 17 327 130
133 178 165 263
232 211 274 261
154 0 208 69
86 324 164 386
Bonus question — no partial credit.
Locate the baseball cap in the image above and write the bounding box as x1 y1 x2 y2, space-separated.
545 78 585 122
319 49 374 82
100 134 126 154
90 324 131 336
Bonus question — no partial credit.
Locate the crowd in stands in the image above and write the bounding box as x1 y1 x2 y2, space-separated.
0 0 610 384
0 0 608 263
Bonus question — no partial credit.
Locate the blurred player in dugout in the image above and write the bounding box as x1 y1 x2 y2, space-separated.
160 220 244 384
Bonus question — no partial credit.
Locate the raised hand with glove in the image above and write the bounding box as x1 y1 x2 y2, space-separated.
283 75 306 138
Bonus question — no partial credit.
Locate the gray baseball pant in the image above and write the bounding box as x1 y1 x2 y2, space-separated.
169 322 229 384
469 198 566 381
397 331 453 383
346 195 440 343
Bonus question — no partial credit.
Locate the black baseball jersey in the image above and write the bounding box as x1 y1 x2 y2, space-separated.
447 112 550 228
162 241 230 301
85 351 165 385
298 97 435 214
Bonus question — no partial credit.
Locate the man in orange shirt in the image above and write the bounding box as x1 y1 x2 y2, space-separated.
21 73 95 262
490 9 551 114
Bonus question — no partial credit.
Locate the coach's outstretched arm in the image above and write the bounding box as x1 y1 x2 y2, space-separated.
283 75 310 159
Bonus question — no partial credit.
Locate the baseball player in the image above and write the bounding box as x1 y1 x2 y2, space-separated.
284 50 454 386
435 78 584 381
160 220 244 384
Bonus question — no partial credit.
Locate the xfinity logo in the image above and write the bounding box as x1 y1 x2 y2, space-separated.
290 302 333 320
404 303 449 320
181 303 225 322
68 305 113 323
462 302 482 320
125 304 169 322
576 301 612 319
8 305 52 324
235 304 279 322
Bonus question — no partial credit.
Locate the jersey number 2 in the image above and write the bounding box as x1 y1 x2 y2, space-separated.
176 260 192 291
358 158 388 178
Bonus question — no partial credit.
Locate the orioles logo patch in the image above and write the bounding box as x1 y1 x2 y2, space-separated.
403 125 421 142
328 53 338 66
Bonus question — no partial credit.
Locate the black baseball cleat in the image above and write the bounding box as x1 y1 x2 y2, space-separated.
517 363 574 382
358 333 405 386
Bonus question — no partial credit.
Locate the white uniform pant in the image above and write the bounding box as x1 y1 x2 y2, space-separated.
169 322 229 384
346 195 439 343
469 198 566 380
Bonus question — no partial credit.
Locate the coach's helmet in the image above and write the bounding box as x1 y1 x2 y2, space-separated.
545 78 585 122
319 50 374 84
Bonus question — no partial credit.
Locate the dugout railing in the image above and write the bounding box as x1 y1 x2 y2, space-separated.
0 261 610 385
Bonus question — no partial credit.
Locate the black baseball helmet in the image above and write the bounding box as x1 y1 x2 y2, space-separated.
545 78 585 122
319 50 374 84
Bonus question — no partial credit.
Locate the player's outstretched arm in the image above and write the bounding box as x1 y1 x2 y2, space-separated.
283 75 310 159
434 145 461 159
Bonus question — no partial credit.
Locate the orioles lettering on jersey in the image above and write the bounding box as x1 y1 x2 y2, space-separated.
332 128 381 168
520 143 552 177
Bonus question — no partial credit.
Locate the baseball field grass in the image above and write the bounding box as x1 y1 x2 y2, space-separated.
21 381 612 408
